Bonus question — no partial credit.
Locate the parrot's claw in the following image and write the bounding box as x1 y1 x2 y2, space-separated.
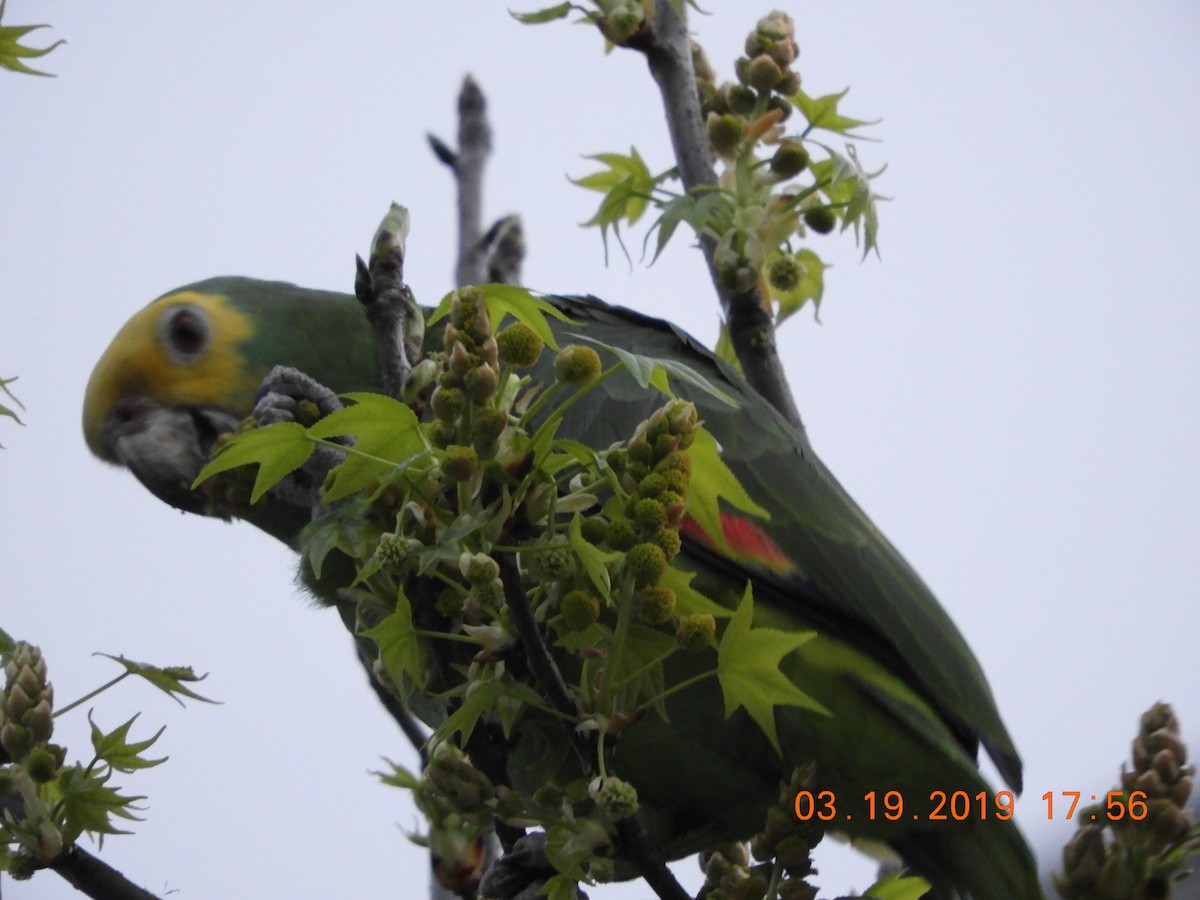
252 366 346 509
479 834 587 900
254 366 343 425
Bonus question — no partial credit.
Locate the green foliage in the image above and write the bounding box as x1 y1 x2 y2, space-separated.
1 636 211 876
716 586 824 752
0 375 23 448
196 285 825 891
549 8 885 352
0 1 64 77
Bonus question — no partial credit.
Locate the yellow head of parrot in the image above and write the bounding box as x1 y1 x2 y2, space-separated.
83 289 258 461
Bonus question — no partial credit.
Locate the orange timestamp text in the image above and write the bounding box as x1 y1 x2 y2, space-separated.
794 789 1016 822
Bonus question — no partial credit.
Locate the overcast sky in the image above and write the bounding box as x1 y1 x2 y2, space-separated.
3 2 1199 898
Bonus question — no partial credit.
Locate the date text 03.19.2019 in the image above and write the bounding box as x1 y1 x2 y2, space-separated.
794 790 1014 822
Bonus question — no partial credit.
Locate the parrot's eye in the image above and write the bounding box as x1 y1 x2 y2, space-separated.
160 305 210 365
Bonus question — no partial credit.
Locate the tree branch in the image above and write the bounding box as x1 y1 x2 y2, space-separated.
640 0 804 432
49 845 161 900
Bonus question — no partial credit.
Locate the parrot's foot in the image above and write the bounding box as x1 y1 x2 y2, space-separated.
252 366 346 508
479 834 588 900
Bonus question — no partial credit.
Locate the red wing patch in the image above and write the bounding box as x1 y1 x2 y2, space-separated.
680 512 797 575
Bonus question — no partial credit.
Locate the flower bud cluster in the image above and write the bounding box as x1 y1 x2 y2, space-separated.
1057 702 1200 899
698 11 801 162
417 742 499 866
1 643 53 763
430 288 507 460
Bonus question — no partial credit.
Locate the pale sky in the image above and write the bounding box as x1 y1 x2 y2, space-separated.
3 3 1199 898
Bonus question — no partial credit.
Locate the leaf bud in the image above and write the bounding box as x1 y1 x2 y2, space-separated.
459 551 500 586
480 335 499 368
724 83 758 117
449 341 474 376
25 745 59 783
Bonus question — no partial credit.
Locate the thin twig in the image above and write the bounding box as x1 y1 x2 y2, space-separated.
441 76 492 288
355 204 422 400
640 0 804 432
497 556 692 900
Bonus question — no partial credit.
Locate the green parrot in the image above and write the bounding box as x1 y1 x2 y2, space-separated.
83 277 1041 899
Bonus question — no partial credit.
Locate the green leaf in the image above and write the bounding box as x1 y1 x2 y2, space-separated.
659 565 731 619
0 0 65 77
571 148 662 262
308 392 427 503
435 679 547 746
96 655 218 706
0 625 15 655
865 871 933 900
568 333 738 407
89 713 167 772
568 513 618 599
646 190 732 264
509 2 575 24
300 498 379 580
193 422 312 503
0 375 24 448
686 426 770 558
812 145 887 258
792 87 879 137
716 585 825 752
53 764 145 844
360 590 423 692
374 758 421 790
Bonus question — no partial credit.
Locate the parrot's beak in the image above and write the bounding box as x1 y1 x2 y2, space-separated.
100 398 240 516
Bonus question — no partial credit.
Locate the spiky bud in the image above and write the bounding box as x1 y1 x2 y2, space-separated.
746 54 784 93
496 322 544 367
651 527 682 561
442 444 479 483
528 542 576 582
676 613 716 651
434 384 465 420
706 112 745 158
769 255 803 292
636 588 676 625
449 341 474 377
803 207 837 235
560 590 601 632
1 642 53 761
606 517 639 552
459 551 500 586
627 542 667 588
591 776 639 820
463 362 499 403
554 345 602 384
770 141 809 179
633 497 667 532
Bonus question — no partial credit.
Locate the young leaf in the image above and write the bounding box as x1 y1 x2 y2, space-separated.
659 565 731 619
792 87 879 138
89 713 167 772
716 585 825 753
308 392 427 503
865 872 933 900
428 284 574 351
568 513 618 599
96 655 218 706
435 680 547 746
0 2 65 77
192 422 312 503
685 426 770 558
53 765 146 844
509 2 575 25
360 590 423 692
